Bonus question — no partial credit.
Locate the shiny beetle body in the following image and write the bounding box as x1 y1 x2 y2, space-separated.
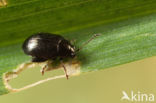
22 32 76 62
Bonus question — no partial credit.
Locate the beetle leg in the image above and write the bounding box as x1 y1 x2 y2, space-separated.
41 60 52 75
62 63 69 79
41 65 47 75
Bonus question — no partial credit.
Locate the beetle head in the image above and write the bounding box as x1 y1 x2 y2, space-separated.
68 45 76 58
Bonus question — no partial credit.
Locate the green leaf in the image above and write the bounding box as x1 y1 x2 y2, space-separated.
0 0 156 95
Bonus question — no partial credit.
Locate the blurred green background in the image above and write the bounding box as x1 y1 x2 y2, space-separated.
0 56 155 103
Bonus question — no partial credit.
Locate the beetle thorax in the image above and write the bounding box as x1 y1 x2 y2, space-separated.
58 40 76 58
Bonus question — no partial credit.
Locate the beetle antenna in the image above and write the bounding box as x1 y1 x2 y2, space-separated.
76 33 101 52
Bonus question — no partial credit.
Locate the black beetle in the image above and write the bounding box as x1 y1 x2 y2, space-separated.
22 32 100 79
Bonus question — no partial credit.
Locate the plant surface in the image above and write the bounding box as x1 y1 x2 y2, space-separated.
0 0 156 95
